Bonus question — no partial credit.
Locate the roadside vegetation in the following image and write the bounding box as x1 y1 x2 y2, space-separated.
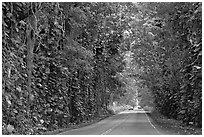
2 2 201 135
148 110 202 135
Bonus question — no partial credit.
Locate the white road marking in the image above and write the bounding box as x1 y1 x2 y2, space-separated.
101 115 128 135
144 111 161 135
59 110 161 135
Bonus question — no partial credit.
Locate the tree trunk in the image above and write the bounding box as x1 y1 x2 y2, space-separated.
26 24 33 115
109 93 113 106
26 12 37 115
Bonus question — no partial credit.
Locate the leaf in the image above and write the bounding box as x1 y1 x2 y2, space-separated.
193 65 201 70
40 119 44 124
5 96 12 106
7 124 15 133
13 109 18 114
30 94 35 101
16 86 22 92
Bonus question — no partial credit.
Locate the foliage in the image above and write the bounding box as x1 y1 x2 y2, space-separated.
129 2 202 128
2 2 202 135
2 2 126 134
113 2 201 128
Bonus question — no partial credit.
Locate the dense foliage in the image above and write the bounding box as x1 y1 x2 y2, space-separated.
128 2 202 127
2 2 126 134
110 2 202 129
2 2 202 135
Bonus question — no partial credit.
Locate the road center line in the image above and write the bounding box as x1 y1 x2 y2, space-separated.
101 114 128 135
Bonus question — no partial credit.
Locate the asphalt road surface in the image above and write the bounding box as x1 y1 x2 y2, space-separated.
59 109 164 135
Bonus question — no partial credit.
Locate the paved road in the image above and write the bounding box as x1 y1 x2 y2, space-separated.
59 109 164 135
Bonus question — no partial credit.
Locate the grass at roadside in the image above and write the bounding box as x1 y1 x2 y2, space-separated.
147 110 202 135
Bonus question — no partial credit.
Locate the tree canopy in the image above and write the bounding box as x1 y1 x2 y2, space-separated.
2 2 202 134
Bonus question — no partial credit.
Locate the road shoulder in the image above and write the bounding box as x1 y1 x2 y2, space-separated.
147 110 202 135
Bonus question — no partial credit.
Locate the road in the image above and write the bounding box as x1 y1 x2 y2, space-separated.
59 109 164 135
